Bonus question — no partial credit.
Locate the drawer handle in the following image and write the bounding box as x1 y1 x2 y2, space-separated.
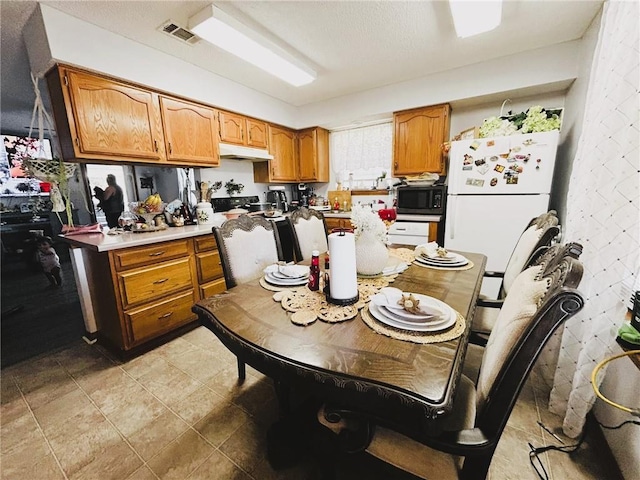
149 251 166 257
158 312 173 320
153 278 169 284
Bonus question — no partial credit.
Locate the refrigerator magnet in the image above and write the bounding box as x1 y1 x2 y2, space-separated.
469 140 481 151
465 178 485 187
490 177 498 187
477 163 490 175
462 165 473 171
494 164 505 173
511 146 522 153
489 155 499 162
463 154 474 165
509 164 524 174
474 158 486 166
523 138 536 146
506 176 519 185
486 140 495 147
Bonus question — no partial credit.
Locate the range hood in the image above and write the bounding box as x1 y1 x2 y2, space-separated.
219 143 273 161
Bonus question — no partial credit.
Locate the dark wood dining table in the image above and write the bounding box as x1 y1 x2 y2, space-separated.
193 250 486 430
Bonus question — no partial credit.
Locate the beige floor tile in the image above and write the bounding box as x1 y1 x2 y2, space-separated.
70 439 142 480
147 429 215 480
126 465 160 480
32 387 95 435
1 450 65 480
51 342 116 375
167 347 228 383
0 377 29 426
504 383 542 435
206 364 264 400
121 350 168 380
193 401 250 447
489 424 547 480
218 419 269 476
101 389 169 437
180 326 223 351
87 372 150 416
15 362 78 411
74 363 131 397
173 385 226 426
136 361 203 409
127 409 190 462
1 410 50 458
186 449 252 480
152 337 198 361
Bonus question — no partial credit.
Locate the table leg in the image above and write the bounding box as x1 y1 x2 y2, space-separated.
237 358 246 381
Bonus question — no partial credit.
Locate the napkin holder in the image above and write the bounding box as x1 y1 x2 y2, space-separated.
326 230 359 306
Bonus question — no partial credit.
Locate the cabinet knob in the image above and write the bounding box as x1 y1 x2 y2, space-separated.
158 311 173 320
149 251 165 257
154 140 159 152
153 278 169 284
394 161 398 168
168 143 172 154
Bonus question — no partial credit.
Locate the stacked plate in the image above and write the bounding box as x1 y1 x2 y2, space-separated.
414 251 469 268
263 264 310 286
368 287 456 332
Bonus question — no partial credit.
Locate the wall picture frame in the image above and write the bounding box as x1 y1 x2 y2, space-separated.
459 127 479 140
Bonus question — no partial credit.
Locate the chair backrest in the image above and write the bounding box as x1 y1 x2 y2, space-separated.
474 247 584 442
501 210 560 296
287 207 329 262
213 214 283 289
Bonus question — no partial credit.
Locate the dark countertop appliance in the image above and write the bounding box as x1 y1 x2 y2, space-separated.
396 184 446 215
211 196 259 212
266 186 289 213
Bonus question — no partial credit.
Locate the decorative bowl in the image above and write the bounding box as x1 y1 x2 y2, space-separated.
129 202 166 224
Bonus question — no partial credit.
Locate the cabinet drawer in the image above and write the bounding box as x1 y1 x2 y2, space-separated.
127 290 196 343
118 258 192 308
113 240 189 270
194 235 217 253
199 278 227 299
196 250 223 284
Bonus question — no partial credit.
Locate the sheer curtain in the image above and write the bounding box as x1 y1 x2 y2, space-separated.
330 122 392 188
548 0 640 437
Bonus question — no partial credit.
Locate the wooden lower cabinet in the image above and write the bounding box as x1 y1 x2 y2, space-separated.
325 217 352 232
90 235 226 352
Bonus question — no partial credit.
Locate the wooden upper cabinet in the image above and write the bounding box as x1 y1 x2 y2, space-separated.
254 125 297 182
51 67 164 162
159 96 219 167
393 104 450 177
219 110 268 149
298 127 329 182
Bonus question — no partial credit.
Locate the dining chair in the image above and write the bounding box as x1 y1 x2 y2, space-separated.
212 214 283 379
471 210 561 344
286 207 329 262
317 247 584 480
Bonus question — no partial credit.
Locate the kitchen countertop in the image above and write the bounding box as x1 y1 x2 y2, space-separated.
325 212 442 223
61 224 216 252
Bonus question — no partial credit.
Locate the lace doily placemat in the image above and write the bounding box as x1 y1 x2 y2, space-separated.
361 307 466 344
389 248 416 263
412 260 475 271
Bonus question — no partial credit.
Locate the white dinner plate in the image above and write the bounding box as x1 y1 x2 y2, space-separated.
368 303 456 332
379 305 452 328
420 252 466 263
264 273 309 286
371 291 449 321
271 270 308 280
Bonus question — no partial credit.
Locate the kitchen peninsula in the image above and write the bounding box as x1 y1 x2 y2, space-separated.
63 225 225 354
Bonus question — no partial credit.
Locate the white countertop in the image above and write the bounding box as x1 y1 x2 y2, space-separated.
61 224 215 252
324 212 441 223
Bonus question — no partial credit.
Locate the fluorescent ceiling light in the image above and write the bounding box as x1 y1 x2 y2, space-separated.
189 5 316 87
449 0 503 38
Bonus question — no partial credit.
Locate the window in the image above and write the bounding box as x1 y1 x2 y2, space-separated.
330 122 392 189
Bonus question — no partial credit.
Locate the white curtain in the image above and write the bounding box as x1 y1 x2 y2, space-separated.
548 0 640 437
330 122 392 188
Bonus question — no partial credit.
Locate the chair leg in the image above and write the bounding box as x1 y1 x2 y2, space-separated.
237 358 246 381
460 454 492 480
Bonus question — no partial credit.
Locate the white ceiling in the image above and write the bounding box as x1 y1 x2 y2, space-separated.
1 0 603 133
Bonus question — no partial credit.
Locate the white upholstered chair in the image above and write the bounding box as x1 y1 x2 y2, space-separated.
318 247 584 480
471 210 561 343
287 207 329 262
212 214 283 378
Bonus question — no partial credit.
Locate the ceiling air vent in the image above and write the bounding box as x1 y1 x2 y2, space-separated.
158 20 199 45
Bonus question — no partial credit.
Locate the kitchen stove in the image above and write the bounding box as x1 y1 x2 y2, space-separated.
211 196 259 212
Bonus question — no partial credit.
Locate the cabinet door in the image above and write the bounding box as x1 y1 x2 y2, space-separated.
219 111 245 145
298 129 317 182
269 125 298 182
160 96 219 166
393 104 450 177
65 69 163 160
246 118 268 149
298 127 329 182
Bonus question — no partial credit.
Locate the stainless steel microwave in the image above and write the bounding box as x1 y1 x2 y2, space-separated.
396 185 446 215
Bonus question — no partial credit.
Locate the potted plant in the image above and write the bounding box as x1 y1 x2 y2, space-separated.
225 179 244 196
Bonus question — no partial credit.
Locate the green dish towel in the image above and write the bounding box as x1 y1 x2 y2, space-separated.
617 323 640 346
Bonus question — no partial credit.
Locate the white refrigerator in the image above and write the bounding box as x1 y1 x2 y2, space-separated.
444 130 560 297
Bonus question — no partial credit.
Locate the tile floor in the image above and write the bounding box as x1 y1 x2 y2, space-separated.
1 328 620 480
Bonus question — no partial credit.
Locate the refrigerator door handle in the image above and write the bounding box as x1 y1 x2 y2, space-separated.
449 196 457 240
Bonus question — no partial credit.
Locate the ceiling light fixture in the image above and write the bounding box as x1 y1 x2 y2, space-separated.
449 0 503 38
188 5 316 87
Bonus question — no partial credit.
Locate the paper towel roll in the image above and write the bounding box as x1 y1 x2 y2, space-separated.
328 231 358 301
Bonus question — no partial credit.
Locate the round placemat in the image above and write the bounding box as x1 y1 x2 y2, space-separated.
360 307 466 344
412 260 475 271
260 277 307 292
291 310 318 326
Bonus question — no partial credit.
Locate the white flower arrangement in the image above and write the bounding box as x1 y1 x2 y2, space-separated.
350 204 387 243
